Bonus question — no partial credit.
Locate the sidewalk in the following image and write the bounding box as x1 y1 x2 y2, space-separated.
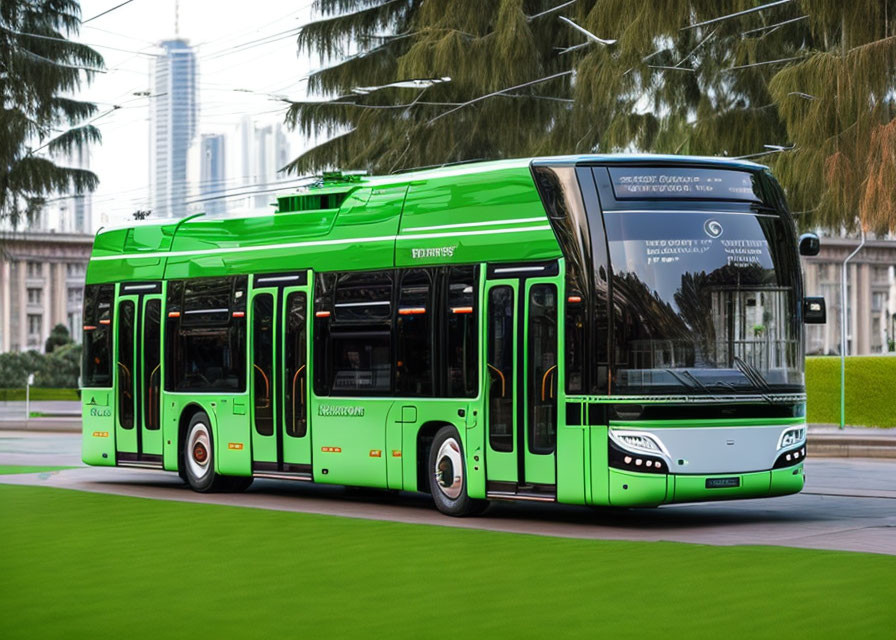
807 424 896 459
1 416 894 458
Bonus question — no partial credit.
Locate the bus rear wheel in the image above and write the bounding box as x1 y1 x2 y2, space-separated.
183 412 228 493
428 426 487 517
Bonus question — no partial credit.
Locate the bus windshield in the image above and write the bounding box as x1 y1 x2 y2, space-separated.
605 209 803 396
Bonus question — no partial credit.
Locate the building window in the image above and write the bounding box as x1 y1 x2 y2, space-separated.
68 287 83 305
27 262 42 278
28 314 42 336
27 288 42 305
66 262 86 277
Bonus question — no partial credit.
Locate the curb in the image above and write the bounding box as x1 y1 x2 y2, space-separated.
0 418 81 433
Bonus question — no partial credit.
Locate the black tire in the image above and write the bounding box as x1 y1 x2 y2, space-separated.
182 411 228 492
428 426 488 516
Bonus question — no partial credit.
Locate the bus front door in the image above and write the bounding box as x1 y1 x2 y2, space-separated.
114 282 163 465
484 267 559 496
249 272 312 478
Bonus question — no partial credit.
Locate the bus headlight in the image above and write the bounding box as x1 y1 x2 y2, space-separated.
609 430 669 457
777 427 806 451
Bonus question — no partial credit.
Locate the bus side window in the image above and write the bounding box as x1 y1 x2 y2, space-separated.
166 277 247 393
284 291 307 437
445 266 478 397
328 270 393 395
396 269 433 396
529 284 558 454
117 299 135 430
487 286 513 451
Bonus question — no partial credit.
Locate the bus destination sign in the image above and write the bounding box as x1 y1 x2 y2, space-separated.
608 167 760 201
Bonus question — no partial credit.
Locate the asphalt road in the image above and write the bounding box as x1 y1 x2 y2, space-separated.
2 430 894 556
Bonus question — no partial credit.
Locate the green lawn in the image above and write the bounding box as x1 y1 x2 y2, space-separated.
0 486 893 639
806 356 896 428
0 387 79 401
0 465 75 475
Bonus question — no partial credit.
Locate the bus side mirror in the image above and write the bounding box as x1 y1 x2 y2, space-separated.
803 297 826 324
799 233 820 256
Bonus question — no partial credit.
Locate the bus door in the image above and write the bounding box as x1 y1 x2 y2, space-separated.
484 263 559 495
114 281 163 465
249 272 311 477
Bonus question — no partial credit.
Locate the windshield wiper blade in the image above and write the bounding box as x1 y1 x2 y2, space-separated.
665 369 722 400
732 356 781 405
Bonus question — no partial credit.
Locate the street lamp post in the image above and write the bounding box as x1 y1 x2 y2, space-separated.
840 230 866 430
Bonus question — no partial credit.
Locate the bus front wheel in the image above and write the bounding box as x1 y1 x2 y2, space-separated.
183 412 228 493
428 426 487 517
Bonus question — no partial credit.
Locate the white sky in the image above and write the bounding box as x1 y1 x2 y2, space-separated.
73 0 318 228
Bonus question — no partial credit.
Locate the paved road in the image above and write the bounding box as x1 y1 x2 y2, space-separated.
2 431 894 555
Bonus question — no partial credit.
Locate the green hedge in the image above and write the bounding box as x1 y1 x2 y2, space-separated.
806 356 896 428
0 388 80 402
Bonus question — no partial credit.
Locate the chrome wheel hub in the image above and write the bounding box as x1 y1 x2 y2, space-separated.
187 423 211 480
434 437 463 500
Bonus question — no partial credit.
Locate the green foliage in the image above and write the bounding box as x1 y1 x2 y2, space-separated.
287 0 896 232
44 322 71 353
806 356 896 428
0 343 80 388
0 0 104 228
2 485 895 638
0 387 80 401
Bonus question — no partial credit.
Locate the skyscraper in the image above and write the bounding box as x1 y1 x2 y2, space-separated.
150 39 197 219
199 134 226 215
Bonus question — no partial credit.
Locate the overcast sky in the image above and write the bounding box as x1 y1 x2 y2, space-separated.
73 0 317 228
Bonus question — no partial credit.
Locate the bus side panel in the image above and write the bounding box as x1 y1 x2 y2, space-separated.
82 390 115 466
311 398 390 489
556 418 586 505
588 425 610 506
215 395 251 476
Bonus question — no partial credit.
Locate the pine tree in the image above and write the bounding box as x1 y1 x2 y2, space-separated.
286 1 895 233
0 0 104 228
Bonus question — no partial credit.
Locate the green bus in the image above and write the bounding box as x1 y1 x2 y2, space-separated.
81 155 824 515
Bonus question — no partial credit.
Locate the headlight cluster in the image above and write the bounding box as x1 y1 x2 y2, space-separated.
778 427 806 450
773 445 807 469
608 430 669 475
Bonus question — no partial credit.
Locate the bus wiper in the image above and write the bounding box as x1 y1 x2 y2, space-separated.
665 369 722 400
732 356 781 405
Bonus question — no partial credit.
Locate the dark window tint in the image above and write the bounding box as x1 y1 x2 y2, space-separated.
117 300 135 429
487 286 514 452
82 284 114 387
143 299 161 430
165 277 247 392
397 270 433 396
334 271 392 322
313 273 336 396
252 294 274 436
330 331 391 393
284 292 307 437
528 285 558 454
183 278 236 326
565 291 586 393
445 266 478 397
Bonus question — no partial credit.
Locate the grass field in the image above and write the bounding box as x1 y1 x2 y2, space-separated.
0 465 74 475
806 356 896 428
1 485 893 639
0 387 79 401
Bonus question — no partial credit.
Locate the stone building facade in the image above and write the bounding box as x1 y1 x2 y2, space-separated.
0 232 94 353
801 237 896 355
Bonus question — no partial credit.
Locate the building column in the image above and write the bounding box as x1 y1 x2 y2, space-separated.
0 260 8 352
17 260 26 351
857 263 872 354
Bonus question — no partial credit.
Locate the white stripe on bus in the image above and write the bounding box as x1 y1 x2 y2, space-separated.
402 217 545 232
89 224 554 263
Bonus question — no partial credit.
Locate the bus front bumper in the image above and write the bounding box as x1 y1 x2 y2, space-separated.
606 464 805 507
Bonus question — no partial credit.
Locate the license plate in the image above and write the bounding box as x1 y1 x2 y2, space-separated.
706 477 740 489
